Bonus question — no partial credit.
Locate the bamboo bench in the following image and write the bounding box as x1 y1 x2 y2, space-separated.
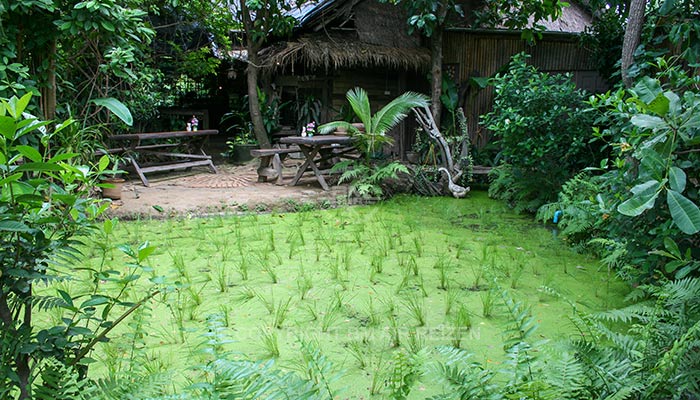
250 146 301 185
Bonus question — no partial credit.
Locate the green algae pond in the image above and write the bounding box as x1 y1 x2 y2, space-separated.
41 192 629 398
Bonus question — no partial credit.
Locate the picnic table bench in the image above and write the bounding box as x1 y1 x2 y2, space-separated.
250 146 301 185
105 129 218 187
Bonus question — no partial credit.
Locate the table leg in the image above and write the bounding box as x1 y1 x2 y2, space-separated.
291 145 330 190
290 146 317 186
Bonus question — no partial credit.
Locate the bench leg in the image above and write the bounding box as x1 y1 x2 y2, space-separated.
256 155 271 182
272 154 284 185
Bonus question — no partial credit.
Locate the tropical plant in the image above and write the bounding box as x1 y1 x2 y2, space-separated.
319 88 428 199
319 87 429 160
0 93 157 399
482 53 598 212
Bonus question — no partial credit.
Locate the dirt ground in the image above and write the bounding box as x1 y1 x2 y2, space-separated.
104 158 350 218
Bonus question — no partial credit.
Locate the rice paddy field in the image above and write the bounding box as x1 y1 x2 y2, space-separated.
39 191 629 398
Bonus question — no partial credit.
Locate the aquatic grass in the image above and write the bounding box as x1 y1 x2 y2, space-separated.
412 237 423 257
255 290 276 314
259 328 280 358
362 297 382 327
297 272 314 300
444 288 458 315
345 340 369 369
451 304 472 348
406 328 425 355
273 297 293 329
321 301 342 333
403 293 426 327
481 289 495 318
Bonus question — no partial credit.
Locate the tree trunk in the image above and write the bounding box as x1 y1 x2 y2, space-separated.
621 0 645 88
430 26 444 128
40 39 57 121
246 51 271 149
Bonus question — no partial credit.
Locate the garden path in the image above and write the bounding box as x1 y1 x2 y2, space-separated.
104 159 349 218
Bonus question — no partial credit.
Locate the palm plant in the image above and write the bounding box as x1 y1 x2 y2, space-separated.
319 87 429 160
319 88 429 198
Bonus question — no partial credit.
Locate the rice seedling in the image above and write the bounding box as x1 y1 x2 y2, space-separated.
451 304 472 348
341 246 352 271
412 237 423 257
255 290 276 314
219 304 231 327
388 314 400 347
409 255 419 276
480 289 495 318
321 301 342 333
273 297 293 329
510 262 525 289
297 273 314 300
406 328 425 355
368 354 387 395
236 257 249 281
362 297 381 327
268 229 275 251
437 263 450 291
345 340 369 369
259 328 280 358
170 251 188 280
212 264 229 293
403 293 426 327
444 288 458 315
370 252 384 274
305 302 319 321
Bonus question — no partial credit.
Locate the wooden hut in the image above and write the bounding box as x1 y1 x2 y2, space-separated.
259 0 430 157
260 0 606 154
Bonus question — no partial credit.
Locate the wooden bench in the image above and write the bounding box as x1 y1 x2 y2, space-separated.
250 146 301 185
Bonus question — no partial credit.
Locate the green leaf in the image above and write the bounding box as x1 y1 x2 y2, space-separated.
0 115 16 138
663 237 682 259
666 190 700 234
137 243 156 262
668 167 686 193
646 93 670 116
15 92 32 116
15 145 42 162
618 180 662 216
90 98 133 126
633 76 663 103
57 289 74 308
631 114 667 130
0 173 22 186
47 153 78 163
14 162 63 172
80 296 109 309
0 220 32 232
98 155 110 172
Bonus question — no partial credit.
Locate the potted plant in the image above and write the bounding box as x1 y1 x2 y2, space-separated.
224 128 258 163
97 154 127 200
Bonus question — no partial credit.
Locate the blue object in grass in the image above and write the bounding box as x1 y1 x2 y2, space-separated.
553 210 563 224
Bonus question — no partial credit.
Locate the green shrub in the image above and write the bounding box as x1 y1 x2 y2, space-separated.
482 53 597 212
540 61 700 281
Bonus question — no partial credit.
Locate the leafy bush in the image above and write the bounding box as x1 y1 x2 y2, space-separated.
482 53 597 212
540 62 700 281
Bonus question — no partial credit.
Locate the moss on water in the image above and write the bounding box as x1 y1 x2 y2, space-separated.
46 191 629 398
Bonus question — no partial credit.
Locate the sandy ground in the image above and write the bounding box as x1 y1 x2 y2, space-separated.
104 159 350 218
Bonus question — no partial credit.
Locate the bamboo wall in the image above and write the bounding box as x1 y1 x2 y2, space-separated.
443 30 608 148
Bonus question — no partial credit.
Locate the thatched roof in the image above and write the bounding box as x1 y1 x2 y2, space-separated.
259 34 430 72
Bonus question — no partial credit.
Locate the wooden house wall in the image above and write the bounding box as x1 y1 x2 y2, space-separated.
443 30 608 148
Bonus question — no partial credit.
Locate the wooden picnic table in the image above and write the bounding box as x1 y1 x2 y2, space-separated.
280 135 356 190
107 129 218 187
